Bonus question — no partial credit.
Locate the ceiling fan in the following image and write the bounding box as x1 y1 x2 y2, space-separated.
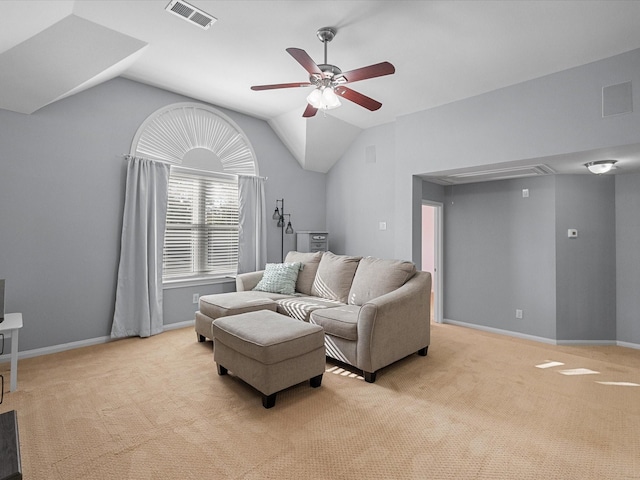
250 27 395 118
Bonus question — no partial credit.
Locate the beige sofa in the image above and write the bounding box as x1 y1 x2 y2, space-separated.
195 251 431 383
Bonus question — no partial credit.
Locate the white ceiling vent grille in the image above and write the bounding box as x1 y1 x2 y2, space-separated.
165 0 217 30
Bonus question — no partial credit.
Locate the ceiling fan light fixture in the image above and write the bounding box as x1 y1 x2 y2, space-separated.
306 86 341 110
252 26 394 118
585 160 617 174
306 88 323 108
322 86 341 109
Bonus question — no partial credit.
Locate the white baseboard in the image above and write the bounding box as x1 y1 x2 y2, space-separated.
556 339 617 346
617 341 640 350
3 318 636 363
443 319 638 348
2 335 113 362
443 319 557 345
0 319 195 362
163 319 195 332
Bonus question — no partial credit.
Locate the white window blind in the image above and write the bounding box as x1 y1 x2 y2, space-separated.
163 166 239 280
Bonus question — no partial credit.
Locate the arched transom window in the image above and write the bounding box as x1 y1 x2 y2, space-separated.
131 103 258 281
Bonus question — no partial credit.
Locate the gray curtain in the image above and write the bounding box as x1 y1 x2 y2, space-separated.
111 157 170 338
237 175 266 274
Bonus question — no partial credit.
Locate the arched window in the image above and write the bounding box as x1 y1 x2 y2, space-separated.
131 103 258 281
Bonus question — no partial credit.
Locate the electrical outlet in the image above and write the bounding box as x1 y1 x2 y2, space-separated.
515 309 523 319
193 293 199 304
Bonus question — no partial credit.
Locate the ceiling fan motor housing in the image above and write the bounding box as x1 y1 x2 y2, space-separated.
310 64 345 88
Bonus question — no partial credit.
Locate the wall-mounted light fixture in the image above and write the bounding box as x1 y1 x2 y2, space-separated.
585 160 617 175
273 199 294 262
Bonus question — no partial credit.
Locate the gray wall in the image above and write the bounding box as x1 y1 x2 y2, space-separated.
326 123 396 257
393 48 640 262
0 77 326 352
327 47 640 344
442 176 557 339
615 173 640 344
440 174 617 342
422 181 445 204
555 175 616 341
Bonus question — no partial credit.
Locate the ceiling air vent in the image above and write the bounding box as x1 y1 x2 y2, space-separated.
165 0 217 30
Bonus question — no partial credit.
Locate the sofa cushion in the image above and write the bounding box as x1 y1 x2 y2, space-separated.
310 305 360 341
276 296 344 322
253 262 302 295
212 310 324 365
348 257 416 306
311 252 361 303
284 251 323 295
199 292 278 319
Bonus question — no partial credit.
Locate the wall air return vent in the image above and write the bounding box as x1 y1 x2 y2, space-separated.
165 0 217 30
602 81 633 117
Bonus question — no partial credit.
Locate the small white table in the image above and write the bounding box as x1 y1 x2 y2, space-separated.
0 313 22 392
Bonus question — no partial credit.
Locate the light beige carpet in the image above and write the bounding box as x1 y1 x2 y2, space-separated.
1 322 639 479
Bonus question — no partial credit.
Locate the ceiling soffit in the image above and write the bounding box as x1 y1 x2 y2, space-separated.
0 14 147 114
269 109 362 173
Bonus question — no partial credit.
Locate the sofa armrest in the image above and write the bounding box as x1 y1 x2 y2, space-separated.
236 270 264 291
356 271 431 373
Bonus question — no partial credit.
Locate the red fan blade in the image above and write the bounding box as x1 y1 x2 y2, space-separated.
251 82 311 91
303 104 318 118
335 86 382 111
286 48 322 76
341 61 395 83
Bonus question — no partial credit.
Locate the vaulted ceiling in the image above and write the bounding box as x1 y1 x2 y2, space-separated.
3 1 640 173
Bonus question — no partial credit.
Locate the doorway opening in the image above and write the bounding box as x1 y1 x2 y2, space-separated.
421 201 443 323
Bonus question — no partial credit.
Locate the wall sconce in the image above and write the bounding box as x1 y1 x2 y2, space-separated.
585 160 617 175
273 199 294 262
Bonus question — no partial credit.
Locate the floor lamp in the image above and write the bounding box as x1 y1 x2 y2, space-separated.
272 199 294 262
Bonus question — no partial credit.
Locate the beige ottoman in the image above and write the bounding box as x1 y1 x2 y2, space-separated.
195 292 277 342
212 310 325 409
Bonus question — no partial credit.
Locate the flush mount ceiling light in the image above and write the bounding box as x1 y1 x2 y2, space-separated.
585 160 617 174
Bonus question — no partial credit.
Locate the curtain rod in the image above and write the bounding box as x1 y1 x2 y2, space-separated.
119 154 267 180
120 153 178 165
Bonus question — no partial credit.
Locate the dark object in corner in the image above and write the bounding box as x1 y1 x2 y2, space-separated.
0 279 5 323
0 410 22 480
0 333 3 405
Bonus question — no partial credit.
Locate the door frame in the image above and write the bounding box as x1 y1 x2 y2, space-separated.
422 201 444 324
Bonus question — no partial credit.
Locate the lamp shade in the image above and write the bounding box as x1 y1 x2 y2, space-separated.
321 87 341 109
306 86 341 110
306 88 323 108
585 160 617 174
